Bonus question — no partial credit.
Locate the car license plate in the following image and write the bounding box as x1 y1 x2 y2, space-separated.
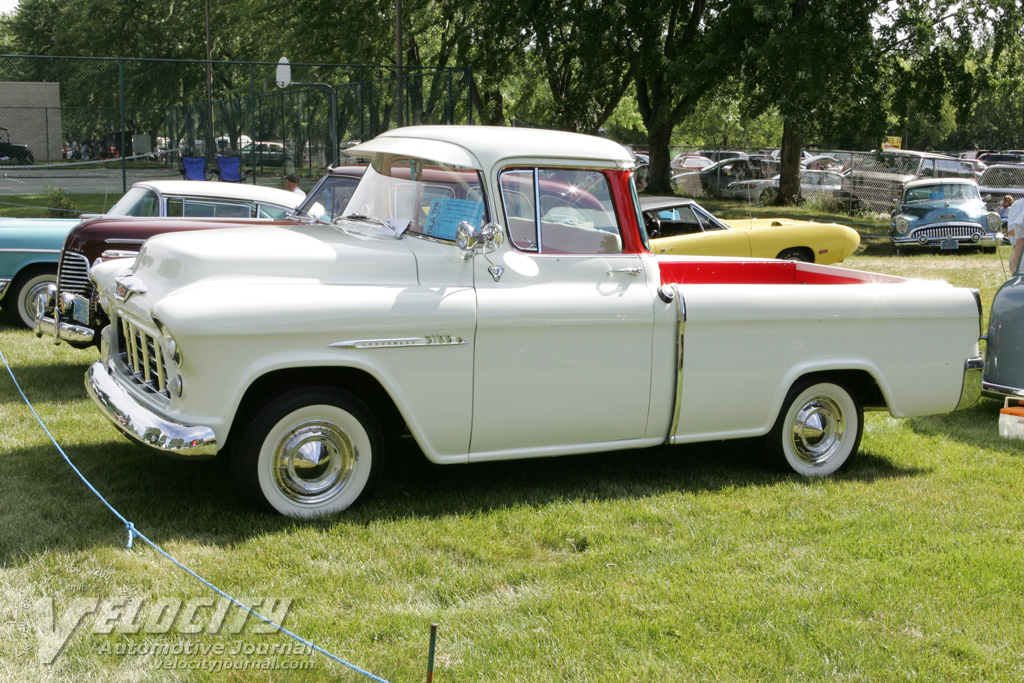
72 294 90 323
940 239 958 250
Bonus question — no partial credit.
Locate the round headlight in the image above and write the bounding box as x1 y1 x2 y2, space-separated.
987 212 1001 231
895 217 910 233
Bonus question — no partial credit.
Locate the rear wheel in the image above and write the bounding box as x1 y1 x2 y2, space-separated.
7 269 55 328
233 387 384 517
765 379 862 476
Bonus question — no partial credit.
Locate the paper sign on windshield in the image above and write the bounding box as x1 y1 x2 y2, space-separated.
422 198 485 240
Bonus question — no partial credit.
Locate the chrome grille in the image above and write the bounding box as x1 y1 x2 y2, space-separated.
911 224 985 240
58 251 91 296
116 315 168 397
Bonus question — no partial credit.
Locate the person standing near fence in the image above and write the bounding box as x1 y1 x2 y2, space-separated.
285 173 305 198
1007 197 1024 274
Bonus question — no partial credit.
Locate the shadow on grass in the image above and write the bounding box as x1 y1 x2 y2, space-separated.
0 360 93 404
0 425 920 567
905 396 1024 455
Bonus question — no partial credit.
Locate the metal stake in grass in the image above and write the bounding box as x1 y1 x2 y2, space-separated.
426 623 438 682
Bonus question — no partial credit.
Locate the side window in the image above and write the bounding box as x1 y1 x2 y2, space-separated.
166 197 184 217
181 200 253 218
919 159 935 177
501 168 622 254
258 204 290 219
692 206 725 231
657 206 703 235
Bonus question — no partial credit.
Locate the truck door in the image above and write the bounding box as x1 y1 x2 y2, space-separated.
469 167 656 458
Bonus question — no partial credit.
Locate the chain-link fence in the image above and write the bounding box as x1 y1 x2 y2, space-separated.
662 145 1019 216
0 54 472 203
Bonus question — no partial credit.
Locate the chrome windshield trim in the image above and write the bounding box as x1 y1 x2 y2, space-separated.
329 334 467 349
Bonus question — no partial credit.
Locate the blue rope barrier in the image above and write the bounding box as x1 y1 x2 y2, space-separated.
0 345 392 683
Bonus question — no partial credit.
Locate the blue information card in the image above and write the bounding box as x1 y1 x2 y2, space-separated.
422 198 485 240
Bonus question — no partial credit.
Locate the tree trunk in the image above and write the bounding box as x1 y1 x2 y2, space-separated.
778 119 802 205
645 120 674 195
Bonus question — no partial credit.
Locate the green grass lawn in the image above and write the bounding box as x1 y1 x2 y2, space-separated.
1 242 1023 681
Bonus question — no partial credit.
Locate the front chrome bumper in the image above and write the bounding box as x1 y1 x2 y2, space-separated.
956 356 984 410
32 285 97 346
85 360 218 459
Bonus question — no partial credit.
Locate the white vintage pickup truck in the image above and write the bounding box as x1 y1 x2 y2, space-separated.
85 126 984 517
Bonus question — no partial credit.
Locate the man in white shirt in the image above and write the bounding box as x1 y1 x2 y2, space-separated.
285 173 306 198
1007 198 1024 273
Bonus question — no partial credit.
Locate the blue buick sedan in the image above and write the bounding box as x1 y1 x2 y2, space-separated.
889 178 1002 253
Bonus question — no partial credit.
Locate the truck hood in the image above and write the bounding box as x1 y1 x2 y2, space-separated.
94 223 419 304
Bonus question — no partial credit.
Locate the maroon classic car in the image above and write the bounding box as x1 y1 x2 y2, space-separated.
35 166 365 348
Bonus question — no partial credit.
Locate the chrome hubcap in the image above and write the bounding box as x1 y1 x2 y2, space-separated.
789 396 845 466
23 281 52 320
272 420 357 504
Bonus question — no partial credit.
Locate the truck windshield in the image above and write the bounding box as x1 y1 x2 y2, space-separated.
340 158 487 241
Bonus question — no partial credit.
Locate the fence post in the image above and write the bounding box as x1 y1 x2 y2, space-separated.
119 59 127 193
249 63 257 184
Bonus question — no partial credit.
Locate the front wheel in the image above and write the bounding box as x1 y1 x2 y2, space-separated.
233 387 383 517
765 379 862 476
776 247 813 262
7 269 55 328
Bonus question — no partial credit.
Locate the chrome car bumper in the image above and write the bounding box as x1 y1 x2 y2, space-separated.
0 278 9 300
85 359 218 459
956 356 984 410
32 285 97 346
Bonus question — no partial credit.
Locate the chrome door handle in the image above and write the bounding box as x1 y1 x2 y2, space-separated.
607 267 642 276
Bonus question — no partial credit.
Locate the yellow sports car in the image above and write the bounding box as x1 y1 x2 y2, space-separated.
643 196 860 264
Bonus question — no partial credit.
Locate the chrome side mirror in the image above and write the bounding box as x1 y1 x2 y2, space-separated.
457 221 504 257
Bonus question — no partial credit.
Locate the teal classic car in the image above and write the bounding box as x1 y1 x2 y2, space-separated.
889 178 1001 252
0 217 80 327
2 179 303 329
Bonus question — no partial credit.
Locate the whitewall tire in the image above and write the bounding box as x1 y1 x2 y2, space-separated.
234 387 383 517
766 379 862 476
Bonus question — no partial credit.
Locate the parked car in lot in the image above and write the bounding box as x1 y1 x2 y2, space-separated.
697 158 762 197
889 178 1001 252
81 126 984 517
240 141 294 167
978 164 1024 215
843 150 976 212
725 169 852 204
642 196 860 264
0 126 34 165
34 171 364 347
0 217 81 327
801 155 842 171
7 178 304 330
671 154 713 171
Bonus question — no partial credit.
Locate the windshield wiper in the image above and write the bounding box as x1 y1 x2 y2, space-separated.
339 213 402 238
